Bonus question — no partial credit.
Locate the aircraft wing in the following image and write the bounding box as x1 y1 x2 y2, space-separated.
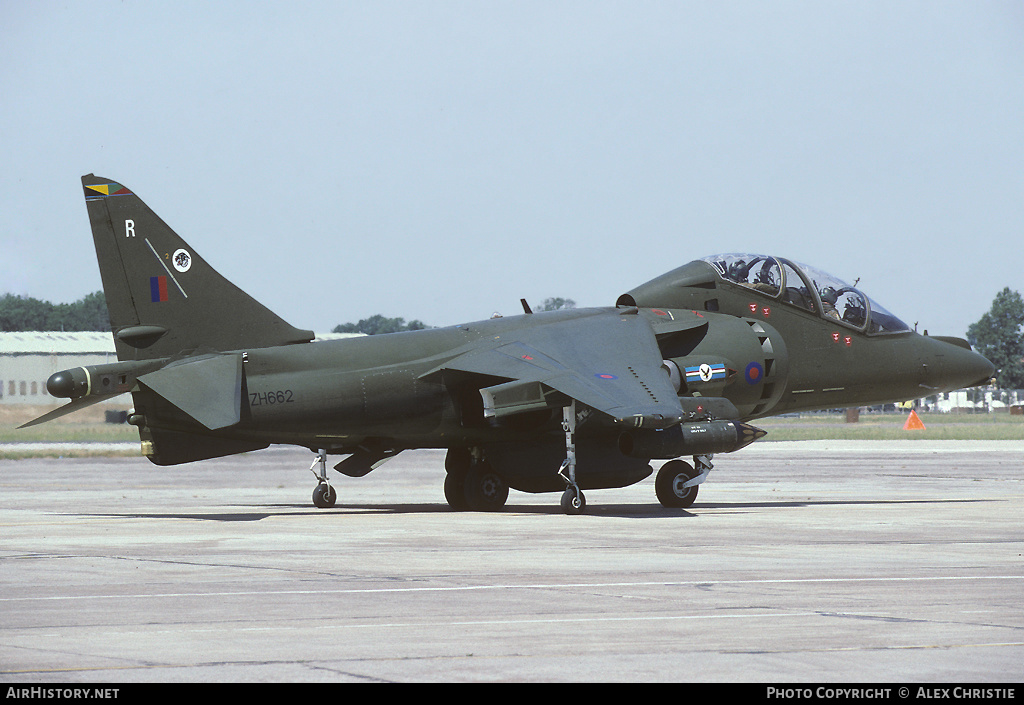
426 310 685 428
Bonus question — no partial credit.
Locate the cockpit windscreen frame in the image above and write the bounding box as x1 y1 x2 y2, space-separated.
701 254 910 335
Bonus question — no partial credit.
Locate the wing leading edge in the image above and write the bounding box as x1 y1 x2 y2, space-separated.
424 309 685 428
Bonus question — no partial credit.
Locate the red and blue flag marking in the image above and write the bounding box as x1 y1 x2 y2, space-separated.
150 276 168 302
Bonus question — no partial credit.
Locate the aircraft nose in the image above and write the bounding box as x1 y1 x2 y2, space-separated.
965 349 996 387
940 342 995 390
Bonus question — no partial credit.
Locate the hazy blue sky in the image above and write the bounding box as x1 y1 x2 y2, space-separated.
2 1 1022 337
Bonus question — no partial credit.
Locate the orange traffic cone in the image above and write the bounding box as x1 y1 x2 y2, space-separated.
903 410 926 430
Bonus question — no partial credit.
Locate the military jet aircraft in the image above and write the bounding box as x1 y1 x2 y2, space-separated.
24 175 995 514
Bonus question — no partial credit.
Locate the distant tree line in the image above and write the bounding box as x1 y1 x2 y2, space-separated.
332 298 579 336
5 286 1019 389
2 293 578 336
332 314 429 336
533 297 576 312
0 291 109 332
968 287 1024 389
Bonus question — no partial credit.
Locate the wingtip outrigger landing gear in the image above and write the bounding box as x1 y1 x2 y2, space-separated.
310 449 337 508
557 401 586 515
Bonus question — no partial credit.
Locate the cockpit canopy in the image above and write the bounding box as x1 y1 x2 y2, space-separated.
701 254 910 335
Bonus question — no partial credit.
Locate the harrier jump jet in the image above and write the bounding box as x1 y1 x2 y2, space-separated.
24 175 995 514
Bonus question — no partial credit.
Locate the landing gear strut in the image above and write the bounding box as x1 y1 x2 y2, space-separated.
310 449 337 508
557 401 585 515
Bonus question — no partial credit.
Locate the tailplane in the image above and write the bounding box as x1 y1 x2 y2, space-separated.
83 174 313 360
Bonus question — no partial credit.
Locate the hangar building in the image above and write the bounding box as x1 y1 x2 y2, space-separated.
1 331 360 406
1 332 117 405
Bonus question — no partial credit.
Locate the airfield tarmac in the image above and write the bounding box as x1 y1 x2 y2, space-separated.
1 441 1022 683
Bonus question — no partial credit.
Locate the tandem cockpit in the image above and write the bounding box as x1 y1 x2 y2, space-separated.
702 254 910 335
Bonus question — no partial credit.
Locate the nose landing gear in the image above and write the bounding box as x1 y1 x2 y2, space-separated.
655 454 711 509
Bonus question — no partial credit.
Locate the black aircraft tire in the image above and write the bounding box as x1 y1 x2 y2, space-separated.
560 486 586 515
445 447 472 474
655 459 699 509
312 483 337 509
444 469 470 511
463 462 509 512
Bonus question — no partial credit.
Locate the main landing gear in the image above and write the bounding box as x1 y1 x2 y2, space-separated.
443 403 586 515
442 402 711 515
443 448 509 512
310 428 712 513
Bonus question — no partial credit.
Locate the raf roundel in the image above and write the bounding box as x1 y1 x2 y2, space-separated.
172 248 192 273
745 361 764 385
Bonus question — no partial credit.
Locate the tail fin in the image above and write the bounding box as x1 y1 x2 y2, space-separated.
82 174 313 360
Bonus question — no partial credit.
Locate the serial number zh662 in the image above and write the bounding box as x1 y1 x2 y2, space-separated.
249 390 295 406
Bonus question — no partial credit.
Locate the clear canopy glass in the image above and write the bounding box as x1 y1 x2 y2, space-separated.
701 254 909 334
